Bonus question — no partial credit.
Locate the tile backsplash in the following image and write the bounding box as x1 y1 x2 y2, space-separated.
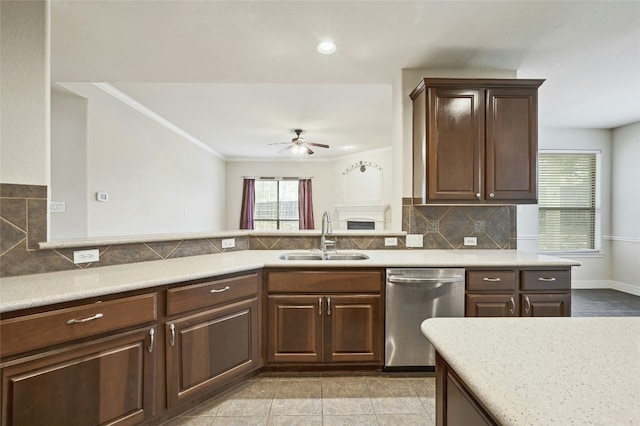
0 185 516 278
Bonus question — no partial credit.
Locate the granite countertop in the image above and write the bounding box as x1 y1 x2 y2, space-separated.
0 249 579 313
421 317 640 425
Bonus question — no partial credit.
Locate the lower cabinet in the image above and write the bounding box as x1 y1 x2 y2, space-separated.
1 327 156 426
465 268 571 317
165 297 260 407
266 270 384 366
267 294 382 364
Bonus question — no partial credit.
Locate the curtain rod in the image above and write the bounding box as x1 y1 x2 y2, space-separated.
241 176 313 180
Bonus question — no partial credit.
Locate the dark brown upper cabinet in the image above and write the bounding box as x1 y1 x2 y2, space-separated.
411 78 544 204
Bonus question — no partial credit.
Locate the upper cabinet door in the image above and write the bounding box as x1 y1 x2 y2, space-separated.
426 87 485 202
485 87 538 202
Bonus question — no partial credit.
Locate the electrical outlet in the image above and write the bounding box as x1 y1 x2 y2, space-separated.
221 238 235 249
405 234 423 248
464 236 478 246
50 201 66 213
384 237 398 247
73 249 99 264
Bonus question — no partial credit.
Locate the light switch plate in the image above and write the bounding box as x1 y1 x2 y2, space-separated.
73 249 99 264
221 238 235 248
405 234 423 248
384 237 398 247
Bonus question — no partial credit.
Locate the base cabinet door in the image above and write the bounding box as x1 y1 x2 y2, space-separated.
267 295 323 364
465 293 518 317
521 293 571 317
1 327 156 426
165 298 260 407
325 295 382 363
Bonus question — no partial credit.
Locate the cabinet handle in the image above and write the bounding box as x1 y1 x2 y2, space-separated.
210 286 230 293
148 328 155 353
327 297 331 316
475 193 481 199
483 277 501 282
66 313 103 325
524 296 531 314
538 277 556 282
318 297 322 316
169 323 176 347
509 297 515 315
489 192 495 198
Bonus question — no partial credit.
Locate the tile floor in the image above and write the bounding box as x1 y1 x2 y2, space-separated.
161 373 436 426
163 289 640 426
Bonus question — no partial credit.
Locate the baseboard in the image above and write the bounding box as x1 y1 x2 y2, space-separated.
609 281 640 296
571 280 609 289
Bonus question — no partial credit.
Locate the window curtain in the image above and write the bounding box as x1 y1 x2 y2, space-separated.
298 179 315 230
239 178 255 230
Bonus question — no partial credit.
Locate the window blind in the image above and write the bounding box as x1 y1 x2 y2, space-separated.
538 153 597 251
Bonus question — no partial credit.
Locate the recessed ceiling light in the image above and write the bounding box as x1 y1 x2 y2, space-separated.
317 41 336 55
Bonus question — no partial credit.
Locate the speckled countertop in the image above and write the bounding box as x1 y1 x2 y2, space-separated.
421 317 640 425
0 249 579 313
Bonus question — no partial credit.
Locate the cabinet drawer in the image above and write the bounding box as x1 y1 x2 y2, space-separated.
268 271 382 293
0 293 157 358
521 270 571 291
466 270 516 292
167 273 259 316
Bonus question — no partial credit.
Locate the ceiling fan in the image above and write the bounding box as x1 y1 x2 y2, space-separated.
270 129 329 155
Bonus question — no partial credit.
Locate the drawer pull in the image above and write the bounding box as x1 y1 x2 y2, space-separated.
509 297 515 315
210 286 230 294
538 277 557 282
169 323 176 347
327 297 331 316
148 328 155 353
318 297 322 315
524 296 531 314
483 277 501 282
66 313 103 325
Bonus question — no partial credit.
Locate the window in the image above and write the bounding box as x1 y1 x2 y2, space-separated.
538 151 599 252
254 179 299 230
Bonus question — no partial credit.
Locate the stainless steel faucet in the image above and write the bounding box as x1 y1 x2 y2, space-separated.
320 210 335 252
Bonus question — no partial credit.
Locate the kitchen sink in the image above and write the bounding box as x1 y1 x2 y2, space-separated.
278 252 369 261
279 253 324 261
323 253 369 261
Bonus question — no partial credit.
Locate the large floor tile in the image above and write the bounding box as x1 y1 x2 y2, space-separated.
267 415 323 425
322 414 378 425
376 413 435 425
215 399 273 417
212 415 268 425
269 398 323 416
322 397 374 415
370 396 426 414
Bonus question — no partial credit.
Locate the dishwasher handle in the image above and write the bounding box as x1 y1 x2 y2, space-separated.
387 276 464 284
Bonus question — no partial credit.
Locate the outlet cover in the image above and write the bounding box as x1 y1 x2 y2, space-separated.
464 236 478 246
384 237 398 247
221 238 235 248
73 249 99 264
405 234 424 248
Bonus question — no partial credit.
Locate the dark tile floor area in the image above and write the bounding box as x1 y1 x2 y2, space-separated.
571 289 640 317
163 289 639 425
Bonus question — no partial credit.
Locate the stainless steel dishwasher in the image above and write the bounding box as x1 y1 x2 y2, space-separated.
385 268 465 369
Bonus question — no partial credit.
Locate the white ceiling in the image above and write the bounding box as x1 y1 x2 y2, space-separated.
50 0 640 160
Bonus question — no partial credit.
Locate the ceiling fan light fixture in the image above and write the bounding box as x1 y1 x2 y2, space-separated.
317 41 336 55
291 144 309 155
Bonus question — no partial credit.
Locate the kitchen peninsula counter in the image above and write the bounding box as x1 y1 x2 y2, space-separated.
0 249 579 313
421 317 640 425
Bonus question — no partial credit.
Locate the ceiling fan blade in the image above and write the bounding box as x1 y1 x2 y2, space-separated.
306 142 330 148
306 146 314 155
269 142 291 145
277 145 294 154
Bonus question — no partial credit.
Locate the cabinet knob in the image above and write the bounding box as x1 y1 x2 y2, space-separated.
475 193 481 199
489 193 495 198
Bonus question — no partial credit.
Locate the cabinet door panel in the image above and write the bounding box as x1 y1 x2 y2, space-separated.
427 88 484 201
1 328 155 426
325 295 382 363
465 294 517 317
166 298 259 407
267 295 323 363
486 88 538 202
521 293 571 317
